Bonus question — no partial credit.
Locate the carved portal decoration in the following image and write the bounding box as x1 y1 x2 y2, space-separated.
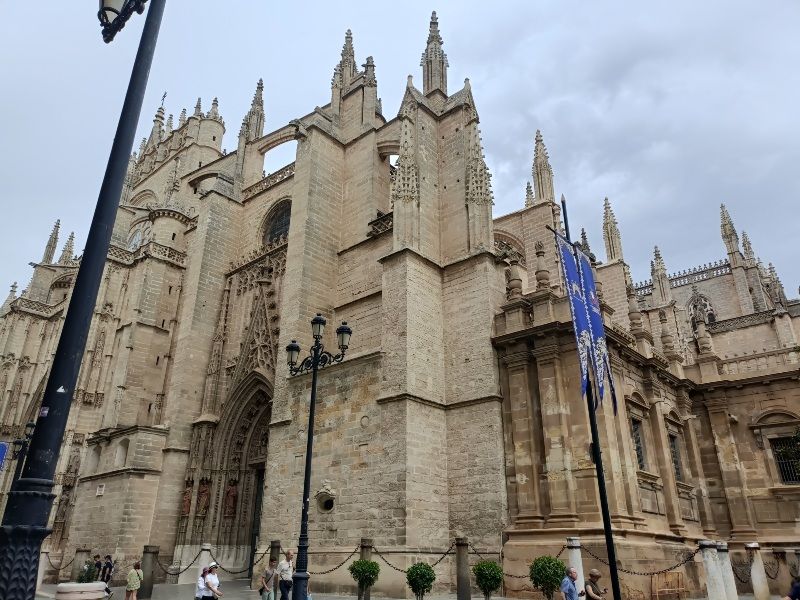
196 478 210 517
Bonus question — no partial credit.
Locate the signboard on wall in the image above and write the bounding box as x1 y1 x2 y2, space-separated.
0 441 9 471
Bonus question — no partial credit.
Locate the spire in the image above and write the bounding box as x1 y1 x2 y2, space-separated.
532 130 555 205
602 197 624 262
651 246 672 304
391 102 421 250
42 219 60 263
178 108 187 128
240 78 265 141
465 125 494 252
333 29 357 90
207 97 221 120
147 106 165 148
421 11 448 96
720 203 739 254
363 56 377 87
525 182 534 208
58 232 75 265
0 282 17 316
193 97 203 117
138 137 147 158
741 231 755 262
165 113 174 132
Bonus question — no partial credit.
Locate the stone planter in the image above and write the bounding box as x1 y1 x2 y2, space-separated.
55 582 107 600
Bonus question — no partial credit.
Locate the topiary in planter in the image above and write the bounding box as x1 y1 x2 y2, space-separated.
472 560 503 600
76 559 98 583
529 555 566 600
406 562 436 600
349 559 380 600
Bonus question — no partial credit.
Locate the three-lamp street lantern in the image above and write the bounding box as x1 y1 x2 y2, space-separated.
0 1 166 597
286 314 352 600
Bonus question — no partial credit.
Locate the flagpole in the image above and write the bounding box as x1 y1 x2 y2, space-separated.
556 199 622 600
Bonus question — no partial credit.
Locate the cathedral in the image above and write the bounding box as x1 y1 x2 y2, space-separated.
1 13 798 599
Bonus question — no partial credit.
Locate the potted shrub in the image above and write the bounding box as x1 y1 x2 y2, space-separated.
348 559 380 600
529 555 566 600
472 560 503 600
77 559 98 583
406 562 436 600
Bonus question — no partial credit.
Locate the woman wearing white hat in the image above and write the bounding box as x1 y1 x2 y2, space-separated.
204 563 224 598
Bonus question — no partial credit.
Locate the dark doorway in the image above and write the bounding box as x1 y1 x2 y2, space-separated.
248 467 266 579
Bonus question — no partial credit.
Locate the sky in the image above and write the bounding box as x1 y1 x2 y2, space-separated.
1 1 799 296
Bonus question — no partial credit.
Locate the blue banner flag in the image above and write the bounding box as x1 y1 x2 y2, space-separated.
555 231 591 397
575 247 618 414
0 441 8 471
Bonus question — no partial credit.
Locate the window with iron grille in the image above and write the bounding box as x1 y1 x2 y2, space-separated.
668 433 683 482
630 418 646 470
770 436 800 484
264 201 291 246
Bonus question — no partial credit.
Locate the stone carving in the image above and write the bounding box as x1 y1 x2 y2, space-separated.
196 479 210 517
224 480 238 517
181 480 193 516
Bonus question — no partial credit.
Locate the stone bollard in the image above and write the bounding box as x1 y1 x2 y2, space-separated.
715 542 738 600
360 538 374 600
55 582 107 599
699 540 726 600
566 537 585 594
456 538 471 600
746 543 770 600
270 541 282 596
71 547 91 583
139 545 159 599
773 549 792 595
38 550 49 588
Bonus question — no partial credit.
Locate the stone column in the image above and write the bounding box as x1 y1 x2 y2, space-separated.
71 547 90 583
715 542 738 600
139 545 159 599
38 550 49 589
566 537 585 595
746 543 770 600
361 538 374 600
456 537 471 600
705 400 756 538
699 540 726 600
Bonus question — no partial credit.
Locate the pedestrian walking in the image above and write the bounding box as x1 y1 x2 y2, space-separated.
125 561 144 600
277 551 294 600
204 562 224 598
195 567 211 599
260 557 278 600
584 569 607 600
94 554 103 579
101 554 115 598
783 575 800 600
560 566 585 600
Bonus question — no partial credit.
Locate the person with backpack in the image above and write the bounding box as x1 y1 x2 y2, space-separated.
260 557 278 600
125 561 143 600
101 555 114 598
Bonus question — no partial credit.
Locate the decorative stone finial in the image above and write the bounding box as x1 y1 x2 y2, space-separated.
603 196 624 262
178 108 187 128
627 284 643 331
42 219 60 264
525 182 534 208
193 97 203 117
534 240 550 290
741 231 755 261
58 232 75 265
421 10 448 95
532 129 555 205
505 259 523 300
720 203 739 254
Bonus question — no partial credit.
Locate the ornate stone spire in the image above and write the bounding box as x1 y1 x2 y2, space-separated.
207 97 222 122
193 97 203 117
138 137 147 158
0 282 17 316
651 246 672 304
465 125 494 252
240 78 265 141
391 103 421 250
525 182 534 208
720 203 739 254
147 106 165 148
768 263 787 308
42 219 60 263
741 231 755 262
58 232 75 265
602 197 624 262
165 113 174 132
532 130 555 205
421 11 448 96
178 108 187 128
333 29 357 90
363 56 377 87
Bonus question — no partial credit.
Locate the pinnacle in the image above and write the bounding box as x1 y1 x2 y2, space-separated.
342 29 355 61
194 97 203 116
10 282 17 294
427 10 443 45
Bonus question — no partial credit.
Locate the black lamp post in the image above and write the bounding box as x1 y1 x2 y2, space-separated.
286 314 352 600
0 2 165 598
10 422 36 489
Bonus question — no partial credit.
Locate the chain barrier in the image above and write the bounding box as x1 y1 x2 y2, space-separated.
763 559 780 580
432 542 456 567
45 553 75 571
373 547 407 574
790 561 799 578
731 559 751 584
468 542 500 562
154 548 204 576
208 550 270 575
583 545 700 577
488 544 567 579
309 545 360 575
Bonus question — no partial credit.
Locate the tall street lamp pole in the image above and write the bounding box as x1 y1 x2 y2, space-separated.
286 315 352 600
0 2 166 597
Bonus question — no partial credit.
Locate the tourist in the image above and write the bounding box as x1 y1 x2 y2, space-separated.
260 557 278 600
560 566 585 600
101 555 114 598
783 575 800 600
125 561 144 600
277 550 294 600
584 569 607 600
204 562 224 598
94 554 103 579
195 567 210 599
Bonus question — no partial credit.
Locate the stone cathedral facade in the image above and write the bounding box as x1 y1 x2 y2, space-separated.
1 13 798 598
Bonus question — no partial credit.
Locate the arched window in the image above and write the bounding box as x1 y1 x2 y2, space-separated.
263 200 291 246
687 290 716 332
